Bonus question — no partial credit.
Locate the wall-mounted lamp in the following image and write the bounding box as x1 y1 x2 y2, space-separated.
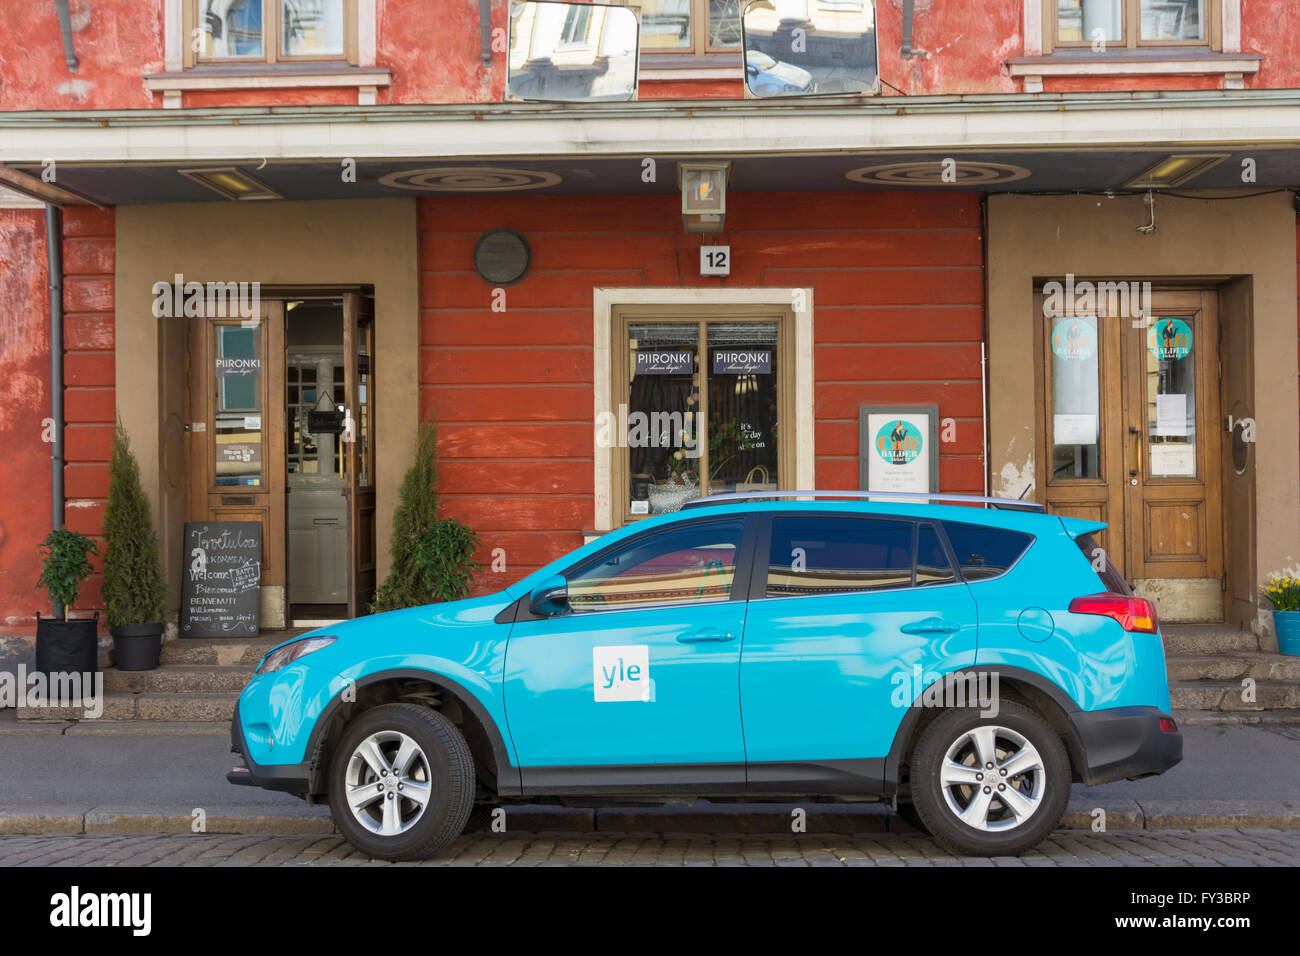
678 161 731 233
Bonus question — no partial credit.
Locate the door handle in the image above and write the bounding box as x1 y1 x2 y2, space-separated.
677 628 735 644
900 618 960 635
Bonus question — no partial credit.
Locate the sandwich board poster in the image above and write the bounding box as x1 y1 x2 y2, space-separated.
859 406 939 496
180 521 262 637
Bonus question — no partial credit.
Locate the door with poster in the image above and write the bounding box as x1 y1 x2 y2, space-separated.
1037 289 1223 621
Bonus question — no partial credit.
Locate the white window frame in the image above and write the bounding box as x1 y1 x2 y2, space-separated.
154 0 386 107
592 287 815 534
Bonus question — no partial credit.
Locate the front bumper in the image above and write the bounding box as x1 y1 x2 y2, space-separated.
1071 705 1183 786
227 701 312 796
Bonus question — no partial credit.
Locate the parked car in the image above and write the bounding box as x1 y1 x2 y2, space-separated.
744 49 813 96
228 491 1181 859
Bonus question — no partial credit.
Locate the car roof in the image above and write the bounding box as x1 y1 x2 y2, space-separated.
666 497 1057 533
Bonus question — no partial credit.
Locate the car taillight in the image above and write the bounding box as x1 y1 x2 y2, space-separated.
1068 593 1160 634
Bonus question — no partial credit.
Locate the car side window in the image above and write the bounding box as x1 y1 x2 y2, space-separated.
766 516 913 597
916 523 957 586
566 519 745 612
942 521 1033 580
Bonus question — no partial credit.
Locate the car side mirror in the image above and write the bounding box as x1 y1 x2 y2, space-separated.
528 575 570 616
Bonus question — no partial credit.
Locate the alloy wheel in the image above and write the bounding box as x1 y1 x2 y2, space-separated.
938 725 1046 832
343 730 434 836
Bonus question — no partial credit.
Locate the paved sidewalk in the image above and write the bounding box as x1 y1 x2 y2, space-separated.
1 713 1297 835
2 829 1297 866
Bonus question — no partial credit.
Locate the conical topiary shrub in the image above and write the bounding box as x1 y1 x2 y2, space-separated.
372 423 480 611
102 421 167 669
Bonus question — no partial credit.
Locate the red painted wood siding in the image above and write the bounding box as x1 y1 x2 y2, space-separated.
419 191 984 592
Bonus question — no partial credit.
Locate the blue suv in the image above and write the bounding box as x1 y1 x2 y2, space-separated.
229 492 1182 858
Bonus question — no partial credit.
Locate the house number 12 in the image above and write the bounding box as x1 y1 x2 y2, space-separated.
700 245 731 276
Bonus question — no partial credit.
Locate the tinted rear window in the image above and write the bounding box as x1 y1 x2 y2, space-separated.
942 521 1033 580
1075 533 1133 595
767 516 913 596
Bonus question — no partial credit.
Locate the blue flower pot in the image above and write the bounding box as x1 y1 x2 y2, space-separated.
1275 610 1300 656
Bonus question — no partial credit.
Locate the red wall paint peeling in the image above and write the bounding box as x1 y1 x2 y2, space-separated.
418 191 984 593
3 1 1300 112
0 210 52 632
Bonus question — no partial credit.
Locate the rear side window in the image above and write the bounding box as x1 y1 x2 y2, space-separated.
916 524 957 586
767 516 913 597
942 521 1033 581
1075 533 1133 595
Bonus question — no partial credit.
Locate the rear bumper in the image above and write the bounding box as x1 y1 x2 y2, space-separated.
1071 705 1182 785
227 701 312 796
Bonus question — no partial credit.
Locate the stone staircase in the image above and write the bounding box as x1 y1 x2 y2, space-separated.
1164 624 1300 725
15 635 284 727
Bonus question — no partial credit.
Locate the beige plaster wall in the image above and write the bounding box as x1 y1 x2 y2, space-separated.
987 191 1299 630
114 198 419 619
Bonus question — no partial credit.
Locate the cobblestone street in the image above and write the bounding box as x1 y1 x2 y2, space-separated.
3 829 1298 867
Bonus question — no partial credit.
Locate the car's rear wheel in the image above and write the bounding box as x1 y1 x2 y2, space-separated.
328 703 475 860
909 701 1069 856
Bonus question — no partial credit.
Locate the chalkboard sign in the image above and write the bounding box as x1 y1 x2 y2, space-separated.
180 521 262 637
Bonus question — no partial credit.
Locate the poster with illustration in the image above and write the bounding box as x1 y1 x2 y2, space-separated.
860 407 937 496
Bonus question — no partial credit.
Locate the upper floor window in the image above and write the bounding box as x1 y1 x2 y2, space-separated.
1051 0 1221 51
189 0 358 66
635 0 741 55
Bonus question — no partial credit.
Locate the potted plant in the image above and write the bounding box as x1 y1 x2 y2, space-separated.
102 422 168 670
372 424 482 611
1262 574 1300 656
34 527 100 675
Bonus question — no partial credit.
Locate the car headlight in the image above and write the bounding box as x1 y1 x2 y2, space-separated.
255 635 337 675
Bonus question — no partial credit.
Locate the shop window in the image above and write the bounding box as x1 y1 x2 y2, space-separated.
187 0 359 67
1048 0 1221 51
616 315 787 522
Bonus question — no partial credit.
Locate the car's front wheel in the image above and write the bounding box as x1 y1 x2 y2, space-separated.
909 701 1070 856
328 703 475 860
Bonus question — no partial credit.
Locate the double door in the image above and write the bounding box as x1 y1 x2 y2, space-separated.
1037 289 1223 617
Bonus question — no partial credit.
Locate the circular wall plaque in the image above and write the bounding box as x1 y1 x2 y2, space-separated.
473 228 531 286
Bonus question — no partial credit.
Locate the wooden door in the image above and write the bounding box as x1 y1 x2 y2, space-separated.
1122 292 1223 587
1220 281 1257 629
1036 288 1223 619
185 302 288 629
343 293 377 618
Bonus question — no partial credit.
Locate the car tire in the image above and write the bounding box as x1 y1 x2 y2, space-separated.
909 701 1069 857
328 703 475 861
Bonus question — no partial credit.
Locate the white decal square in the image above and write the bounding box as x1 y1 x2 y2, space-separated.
593 645 650 702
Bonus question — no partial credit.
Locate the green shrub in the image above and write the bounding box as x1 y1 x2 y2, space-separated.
36 527 99 621
102 422 167 627
372 424 481 611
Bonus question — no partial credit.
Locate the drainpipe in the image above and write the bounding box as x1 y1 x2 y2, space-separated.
54 0 79 73
900 0 915 58
979 193 990 500
46 204 65 615
479 0 492 66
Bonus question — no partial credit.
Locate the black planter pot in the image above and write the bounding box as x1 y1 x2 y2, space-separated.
34 612 99 676
110 622 164 671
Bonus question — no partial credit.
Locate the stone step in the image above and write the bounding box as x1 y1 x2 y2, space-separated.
102 665 253 695
1170 680 1300 712
1165 652 1300 682
159 636 284 666
1161 625 1259 656
17 692 238 722
1174 708 1300 726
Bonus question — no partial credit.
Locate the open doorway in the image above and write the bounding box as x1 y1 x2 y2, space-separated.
285 294 377 626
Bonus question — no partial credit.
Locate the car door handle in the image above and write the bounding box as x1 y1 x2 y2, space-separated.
900 618 961 635
677 628 735 644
